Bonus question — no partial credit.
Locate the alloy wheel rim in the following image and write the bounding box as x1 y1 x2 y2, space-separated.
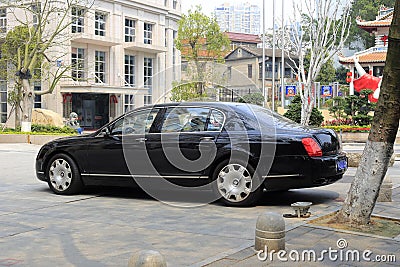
49 159 72 191
217 163 252 202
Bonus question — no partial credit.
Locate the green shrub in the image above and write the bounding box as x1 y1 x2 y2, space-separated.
1 124 76 134
283 95 324 126
323 125 371 133
238 92 265 106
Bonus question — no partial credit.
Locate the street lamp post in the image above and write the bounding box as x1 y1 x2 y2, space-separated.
272 0 276 111
262 0 266 107
281 0 285 109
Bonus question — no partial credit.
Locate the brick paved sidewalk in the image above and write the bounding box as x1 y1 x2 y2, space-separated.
204 164 400 267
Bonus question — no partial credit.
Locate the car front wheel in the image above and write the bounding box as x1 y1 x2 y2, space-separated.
46 154 83 195
212 160 263 207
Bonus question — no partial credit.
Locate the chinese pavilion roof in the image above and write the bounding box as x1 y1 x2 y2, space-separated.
338 47 387 64
356 7 393 33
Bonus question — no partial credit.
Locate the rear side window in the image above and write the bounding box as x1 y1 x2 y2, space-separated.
207 109 224 131
161 107 209 133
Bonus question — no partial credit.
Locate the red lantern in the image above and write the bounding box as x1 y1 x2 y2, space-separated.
346 72 352 83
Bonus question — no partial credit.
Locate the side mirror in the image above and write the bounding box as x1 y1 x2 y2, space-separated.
98 127 110 137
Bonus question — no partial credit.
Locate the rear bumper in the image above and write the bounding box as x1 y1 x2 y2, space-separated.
263 153 347 190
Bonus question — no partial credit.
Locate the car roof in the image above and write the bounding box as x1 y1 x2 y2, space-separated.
135 101 257 111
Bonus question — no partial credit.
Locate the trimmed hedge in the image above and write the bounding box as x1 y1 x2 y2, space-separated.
1 124 77 135
323 125 371 133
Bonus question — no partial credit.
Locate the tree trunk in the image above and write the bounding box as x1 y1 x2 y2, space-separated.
14 86 22 128
21 78 34 132
300 83 313 125
195 61 205 95
335 1 400 225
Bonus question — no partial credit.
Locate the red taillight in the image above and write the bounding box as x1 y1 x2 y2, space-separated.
302 138 322 157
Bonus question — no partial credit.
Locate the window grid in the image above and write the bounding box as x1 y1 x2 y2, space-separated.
34 83 41 108
0 81 6 123
0 8 6 33
144 23 153 44
124 18 136 42
95 51 106 83
71 48 85 81
124 94 135 112
144 58 153 90
95 11 106 36
143 95 152 106
248 64 252 79
72 7 85 33
124 55 135 87
31 4 40 27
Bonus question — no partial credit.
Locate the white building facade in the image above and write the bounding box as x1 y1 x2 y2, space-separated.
1 0 181 129
214 2 260 35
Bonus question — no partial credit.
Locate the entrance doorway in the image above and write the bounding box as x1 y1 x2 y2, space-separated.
72 93 109 129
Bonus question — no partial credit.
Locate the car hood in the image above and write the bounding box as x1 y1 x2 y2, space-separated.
45 134 94 146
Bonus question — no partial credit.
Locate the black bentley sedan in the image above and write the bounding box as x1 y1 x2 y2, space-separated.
36 102 347 206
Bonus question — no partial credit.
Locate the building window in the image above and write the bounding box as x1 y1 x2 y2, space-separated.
124 94 135 112
71 7 85 33
124 18 136 42
124 55 135 87
144 58 153 89
173 30 177 65
0 8 6 33
71 48 85 81
248 64 252 79
34 83 41 108
165 0 168 6
95 11 106 36
173 0 177 9
144 95 152 106
31 4 40 27
0 81 6 123
144 23 153 44
165 28 168 47
95 51 106 83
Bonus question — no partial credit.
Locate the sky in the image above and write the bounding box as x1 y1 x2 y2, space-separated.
181 0 289 29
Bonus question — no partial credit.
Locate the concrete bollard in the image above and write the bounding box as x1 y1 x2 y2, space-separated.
128 250 167 267
255 212 285 252
377 174 393 202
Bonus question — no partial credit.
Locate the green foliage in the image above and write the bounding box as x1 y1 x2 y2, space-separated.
328 96 347 121
170 81 207 102
1 124 76 134
323 125 371 133
283 95 324 126
335 66 349 85
31 124 77 134
175 6 230 63
238 93 265 106
315 59 336 84
343 89 375 125
346 0 395 49
303 53 336 84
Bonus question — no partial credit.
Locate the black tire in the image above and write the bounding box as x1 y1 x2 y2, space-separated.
212 159 263 207
46 154 83 195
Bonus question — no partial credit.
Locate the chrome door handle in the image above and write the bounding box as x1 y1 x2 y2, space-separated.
135 137 147 142
200 136 215 141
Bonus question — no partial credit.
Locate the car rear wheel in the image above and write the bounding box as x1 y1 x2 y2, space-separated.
212 160 263 207
46 154 83 195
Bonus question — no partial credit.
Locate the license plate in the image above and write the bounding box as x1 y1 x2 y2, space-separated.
337 159 347 171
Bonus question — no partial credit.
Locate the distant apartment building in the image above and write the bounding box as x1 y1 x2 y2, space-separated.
214 2 261 35
0 0 181 129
